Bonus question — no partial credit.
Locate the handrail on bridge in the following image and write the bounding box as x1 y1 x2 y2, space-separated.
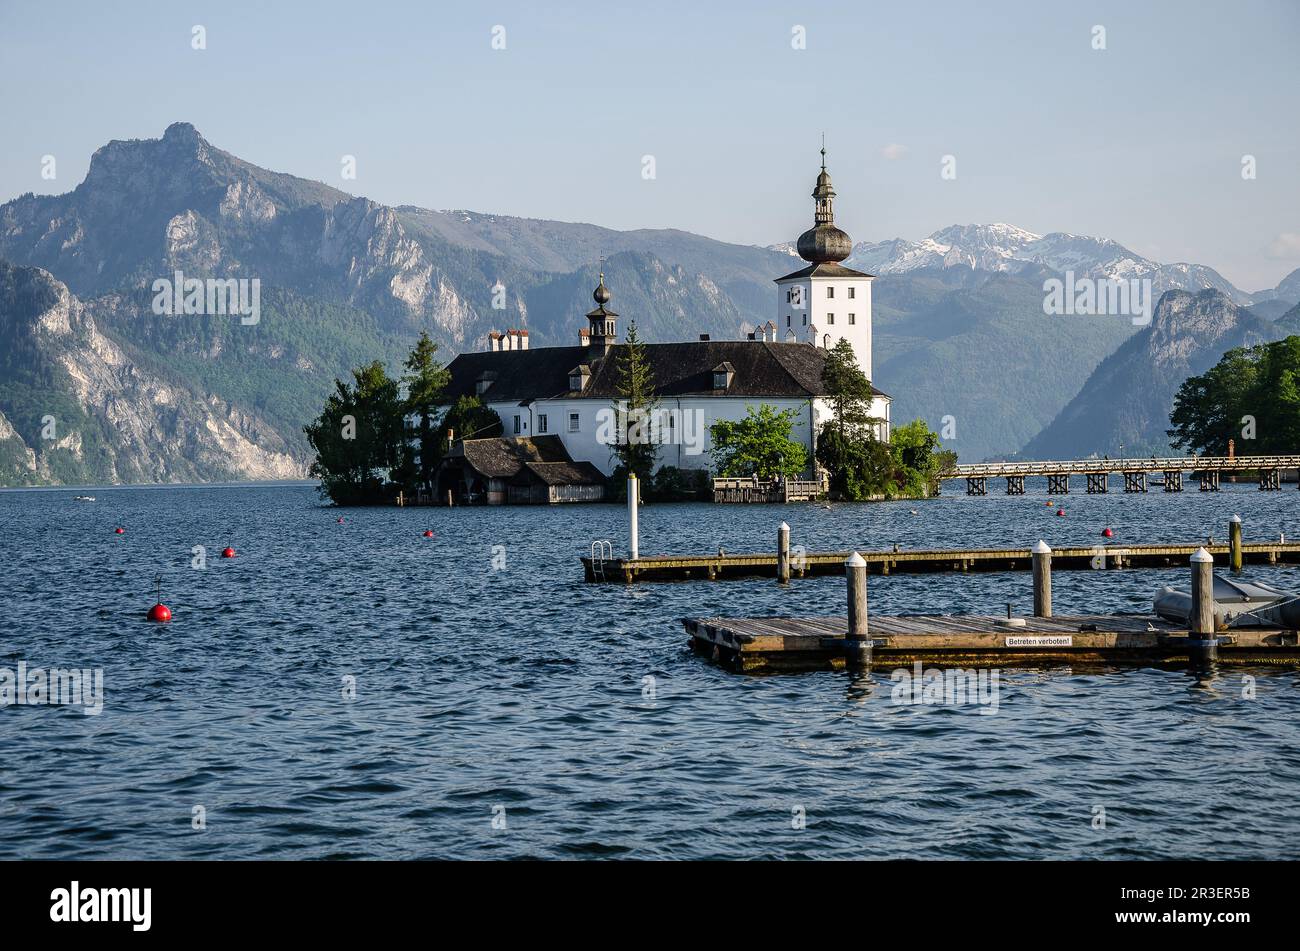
940 454 1300 479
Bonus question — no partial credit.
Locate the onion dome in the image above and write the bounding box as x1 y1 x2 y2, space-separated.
593 271 611 305
796 147 852 264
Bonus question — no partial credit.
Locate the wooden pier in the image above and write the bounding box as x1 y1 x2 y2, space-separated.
681 614 1300 672
583 540 1300 583
712 475 828 503
944 453 1300 495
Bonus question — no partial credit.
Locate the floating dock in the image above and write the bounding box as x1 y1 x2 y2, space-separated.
681 614 1300 672
584 540 1300 583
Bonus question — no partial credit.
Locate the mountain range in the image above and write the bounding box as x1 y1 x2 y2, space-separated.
1 122 1298 485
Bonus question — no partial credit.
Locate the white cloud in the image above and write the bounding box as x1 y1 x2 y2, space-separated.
880 143 908 161
1267 232 1300 259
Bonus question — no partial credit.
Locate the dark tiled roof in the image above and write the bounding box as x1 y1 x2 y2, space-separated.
775 262 874 281
512 461 606 486
443 340 888 402
444 434 572 478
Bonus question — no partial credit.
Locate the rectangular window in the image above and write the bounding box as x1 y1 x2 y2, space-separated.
848 287 856 299
848 313 856 325
827 313 834 325
513 415 521 434
786 314 791 327
802 314 807 325
827 286 834 298
538 414 548 433
568 413 580 432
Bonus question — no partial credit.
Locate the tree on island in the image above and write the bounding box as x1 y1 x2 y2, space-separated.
304 360 404 505
610 321 660 478
814 339 951 500
709 404 809 478
436 395 503 454
1169 336 1300 455
403 331 451 494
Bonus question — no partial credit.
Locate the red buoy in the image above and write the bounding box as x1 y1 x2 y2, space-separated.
114 527 125 534
1102 527 1114 538
147 603 172 623
1056 508 1066 517
423 530 434 538
221 547 236 558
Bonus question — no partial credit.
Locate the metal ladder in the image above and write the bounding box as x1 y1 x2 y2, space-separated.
590 540 613 582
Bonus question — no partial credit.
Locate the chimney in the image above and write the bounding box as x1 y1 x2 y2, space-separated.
488 332 502 352
579 328 590 347
509 329 529 351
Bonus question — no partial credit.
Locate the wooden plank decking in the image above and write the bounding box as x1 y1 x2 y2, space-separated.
584 540 1300 582
682 614 1300 672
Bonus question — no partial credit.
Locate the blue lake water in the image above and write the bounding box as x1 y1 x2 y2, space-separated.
1 481 1299 859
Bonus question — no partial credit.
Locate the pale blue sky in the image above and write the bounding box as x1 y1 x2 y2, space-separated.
2 0 1297 289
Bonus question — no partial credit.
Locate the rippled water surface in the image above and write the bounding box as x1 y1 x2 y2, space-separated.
2 482 1299 859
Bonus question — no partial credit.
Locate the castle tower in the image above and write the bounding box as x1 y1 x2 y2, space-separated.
774 148 875 379
585 270 618 355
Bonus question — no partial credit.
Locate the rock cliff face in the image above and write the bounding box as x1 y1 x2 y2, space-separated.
1021 289 1285 458
0 261 304 485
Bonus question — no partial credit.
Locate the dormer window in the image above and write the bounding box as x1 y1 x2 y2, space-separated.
474 371 496 397
712 362 735 391
568 365 591 392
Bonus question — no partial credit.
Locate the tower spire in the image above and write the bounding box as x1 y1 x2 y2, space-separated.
796 142 852 263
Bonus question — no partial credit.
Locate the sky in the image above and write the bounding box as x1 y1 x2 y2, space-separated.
2 0 1298 290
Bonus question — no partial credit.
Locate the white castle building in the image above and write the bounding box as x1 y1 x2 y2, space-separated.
434 153 891 502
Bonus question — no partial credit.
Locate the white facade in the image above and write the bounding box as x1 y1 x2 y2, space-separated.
775 273 875 381
482 390 889 478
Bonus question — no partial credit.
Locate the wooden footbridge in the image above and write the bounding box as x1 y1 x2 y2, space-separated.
942 454 1300 495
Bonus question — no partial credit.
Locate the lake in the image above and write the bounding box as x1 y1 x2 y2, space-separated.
1 481 1298 859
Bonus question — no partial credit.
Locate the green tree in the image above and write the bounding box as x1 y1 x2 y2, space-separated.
304 360 404 505
889 419 950 498
1169 337 1300 454
815 338 890 497
611 321 660 477
710 404 808 478
436 395 503 455
821 338 881 439
402 331 451 492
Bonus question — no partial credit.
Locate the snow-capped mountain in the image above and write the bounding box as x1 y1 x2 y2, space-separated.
783 223 1255 304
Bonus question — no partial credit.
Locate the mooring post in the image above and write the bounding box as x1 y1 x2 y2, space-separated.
1190 546 1217 661
1229 514 1243 573
777 521 791 584
628 473 639 561
845 552 870 668
1032 539 1052 618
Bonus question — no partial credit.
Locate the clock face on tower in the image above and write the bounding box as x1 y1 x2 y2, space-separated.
789 286 805 309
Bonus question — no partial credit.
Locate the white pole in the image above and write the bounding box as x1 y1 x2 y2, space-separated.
1032 539 1052 618
628 473 639 561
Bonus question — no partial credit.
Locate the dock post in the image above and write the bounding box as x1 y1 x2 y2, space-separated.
1032 539 1052 618
1229 514 1243 573
845 552 870 668
1190 546 1218 662
628 473 640 561
777 521 791 584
